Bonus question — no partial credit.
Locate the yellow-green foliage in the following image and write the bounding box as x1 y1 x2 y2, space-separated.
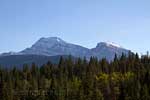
123 72 134 81
96 72 134 83
96 73 109 84
111 72 121 83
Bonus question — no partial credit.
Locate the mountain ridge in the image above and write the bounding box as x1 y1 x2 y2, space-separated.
2 37 130 59
0 37 130 67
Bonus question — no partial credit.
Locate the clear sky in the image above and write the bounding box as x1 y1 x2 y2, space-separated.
0 0 150 54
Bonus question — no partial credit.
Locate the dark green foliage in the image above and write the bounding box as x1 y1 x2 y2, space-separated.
1 54 150 100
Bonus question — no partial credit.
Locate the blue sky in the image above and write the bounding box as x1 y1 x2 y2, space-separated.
0 0 150 54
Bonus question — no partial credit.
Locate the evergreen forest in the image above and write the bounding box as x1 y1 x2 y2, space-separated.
1 53 150 100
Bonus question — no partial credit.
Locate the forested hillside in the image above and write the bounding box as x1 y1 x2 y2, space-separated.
0 53 150 100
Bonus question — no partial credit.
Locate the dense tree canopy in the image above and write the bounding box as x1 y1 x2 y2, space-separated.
0 53 150 100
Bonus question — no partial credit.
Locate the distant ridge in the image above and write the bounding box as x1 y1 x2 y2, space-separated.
20 37 129 60
0 55 75 68
1 37 130 60
0 37 130 67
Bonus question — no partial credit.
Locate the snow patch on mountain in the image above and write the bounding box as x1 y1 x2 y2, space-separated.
56 37 60 42
105 41 122 48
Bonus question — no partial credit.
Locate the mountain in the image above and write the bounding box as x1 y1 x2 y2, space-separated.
0 51 19 56
20 37 129 60
91 42 129 60
21 37 91 58
0 37 130 67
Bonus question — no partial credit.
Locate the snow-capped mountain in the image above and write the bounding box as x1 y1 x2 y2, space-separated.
20 37 129 60
21 37 91 58
91 42 129 60
0 37 130 67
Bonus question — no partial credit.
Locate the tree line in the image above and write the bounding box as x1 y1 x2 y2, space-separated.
0 52 150 100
